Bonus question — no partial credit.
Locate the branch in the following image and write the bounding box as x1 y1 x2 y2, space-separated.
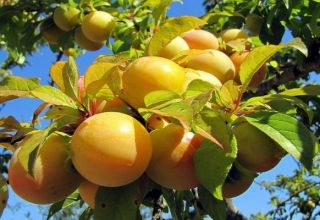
245 38 320 98
151 189 163 220
226 199 248 220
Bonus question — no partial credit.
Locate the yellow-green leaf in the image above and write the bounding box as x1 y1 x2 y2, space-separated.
146 16 206 56
280 85 320 96
31 86 78 108
240 38 307 91
0 174 8 217
0 76 39 103
50 61 67 92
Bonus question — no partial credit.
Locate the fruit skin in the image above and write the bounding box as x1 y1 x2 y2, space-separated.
81 11 115 43
182 29 219 50
42 22 65 45
8 133 81 204
232 122 285 172
184 50 235 83
220 28 249 43
158 36 189 59
222 178 253 198
79 180 99 208
71 112 152 187
230 51 267 88
146 114 171 130
53 5 80 31
222 163 256 198
185 70 222 88
122 56 187 109
146 124 202 190
75 28 104 51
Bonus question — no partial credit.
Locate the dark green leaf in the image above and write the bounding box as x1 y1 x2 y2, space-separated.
242 111 318 170
198 187 226 220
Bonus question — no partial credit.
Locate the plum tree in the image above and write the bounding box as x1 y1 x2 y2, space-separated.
183 50 235 83
78 179 99 208
75 28 104 51
182 29 219 50
158 36 189 59
71 112 152 187
146 124 202 190
232 122 286 172
81 11 115 43
53 5 80 31
230 51 267 88
122 56 187 108
8 133 82 204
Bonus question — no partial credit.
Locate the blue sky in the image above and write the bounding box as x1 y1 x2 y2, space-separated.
0 0 312 219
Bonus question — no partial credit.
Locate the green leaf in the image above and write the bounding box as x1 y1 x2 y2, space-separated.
240 38 307 90
0 76 39 103
144 0 182 24
94 181 141 220
144 90 181 108
243 94 314 123
194 139 237 200
84 62 118 100
62 57 79 101
0 174 8 218
280 85 320 96
198 187 226 220
193 108 237 199
242 111 318 170
79 207 94 220
146 16 206 56
31 86 78 109
47 191 80 220
211 80 241 112
17 130 46 176
184 79 214 98
45 105 82 121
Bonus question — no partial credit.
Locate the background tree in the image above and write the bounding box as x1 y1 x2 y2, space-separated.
0 0 319 219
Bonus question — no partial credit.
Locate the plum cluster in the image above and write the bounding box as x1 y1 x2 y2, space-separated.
43 5 115 51
8 27 284 209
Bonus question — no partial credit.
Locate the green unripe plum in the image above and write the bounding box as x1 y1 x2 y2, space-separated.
184 50 235 83
232 122 285 172
81 11 115 43
53 5 80 31
122 56 187 109
8 133 81 204
146 124 202 190
75 28 104 51
158 36 189 59
182 29 219 50
71 112 152 187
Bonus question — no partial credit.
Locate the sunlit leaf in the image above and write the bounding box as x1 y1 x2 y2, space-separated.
146 16 206 56
0 76 39 103
31 86 78 109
